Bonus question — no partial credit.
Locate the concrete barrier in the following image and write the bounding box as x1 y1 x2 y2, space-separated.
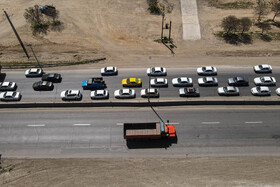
0 100 280 108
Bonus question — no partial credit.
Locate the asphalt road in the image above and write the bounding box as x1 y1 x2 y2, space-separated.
0 106 280 158
1 66 280 102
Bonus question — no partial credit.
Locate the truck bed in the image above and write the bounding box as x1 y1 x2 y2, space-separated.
124 122 162 139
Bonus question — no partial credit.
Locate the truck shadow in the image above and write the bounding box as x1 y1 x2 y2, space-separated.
0 73 6 82
126 137 178 149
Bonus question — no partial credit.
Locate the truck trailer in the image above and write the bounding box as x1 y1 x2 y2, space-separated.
123 122 176 139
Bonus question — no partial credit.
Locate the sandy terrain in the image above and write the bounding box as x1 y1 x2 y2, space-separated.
0 0 280 68
1 157 280 186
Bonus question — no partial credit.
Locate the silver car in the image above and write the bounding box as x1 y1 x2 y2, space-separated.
25 68 43 77
0 91 21 101
254 64 272 73
198 77 218 87
114 88 136 99
197 66 217 76
254 76 276 86
172 77 193 87
101 66 118 76
150 78 168 87
147 67 167 76
0 82 17 91
251 86 271 96
140 88 159 98
61 90 82 101
217 86 239 96
90 89 109 99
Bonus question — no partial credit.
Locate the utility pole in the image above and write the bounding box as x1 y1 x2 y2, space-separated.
168 21 172 41
3 10 30 59
161 13 165 40
27 44 43 72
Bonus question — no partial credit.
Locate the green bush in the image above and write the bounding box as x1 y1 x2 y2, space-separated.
147 0 162 15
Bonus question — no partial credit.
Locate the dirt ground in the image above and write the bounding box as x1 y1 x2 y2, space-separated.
0 157 280 186
1 0 280 67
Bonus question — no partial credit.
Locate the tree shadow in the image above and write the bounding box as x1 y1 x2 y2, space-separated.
50 21 65 32
260 34 272 42
272 21 280 28
126 137 178 149
240 33 252 44
222 33 240 45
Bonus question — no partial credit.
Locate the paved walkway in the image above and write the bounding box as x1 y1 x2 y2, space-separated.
180 0 201 40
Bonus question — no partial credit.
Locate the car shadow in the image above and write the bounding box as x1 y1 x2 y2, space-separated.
126 137 178 149
0 73 6 82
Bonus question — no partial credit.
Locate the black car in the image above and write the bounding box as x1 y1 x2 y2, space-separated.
33 81 54 91
228 76 249 86
42 73 62 83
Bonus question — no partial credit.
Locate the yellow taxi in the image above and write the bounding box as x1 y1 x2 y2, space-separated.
122 78 142 87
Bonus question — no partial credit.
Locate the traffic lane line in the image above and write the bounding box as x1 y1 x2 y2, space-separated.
27 124 45 127
73 124 91 126
245 121 263 124
202 122 220 124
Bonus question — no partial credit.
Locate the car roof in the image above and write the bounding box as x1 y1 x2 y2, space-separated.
260 64 270 68
129 78 137 82
226 86 236 91
106 66 114 70
260 86 270 91
262 76 272 81
205 77 214 81
122 89 131 94
30 68 39 72
5 92 14 97
156 78 165 82
147 88 157 93
205 66 213 70
154 67 162 71
2 82 10 86
68 90 79 95
96 90 105 94
180 77 188 82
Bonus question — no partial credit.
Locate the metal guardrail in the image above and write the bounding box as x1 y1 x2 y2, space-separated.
1 58 106 69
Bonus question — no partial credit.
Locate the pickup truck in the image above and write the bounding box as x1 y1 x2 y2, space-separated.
82 77 106 90
123 122 176 139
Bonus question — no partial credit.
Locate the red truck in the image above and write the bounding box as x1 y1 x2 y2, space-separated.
123 122 176 139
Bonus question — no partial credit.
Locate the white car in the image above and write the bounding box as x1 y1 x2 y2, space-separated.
251 86 271 96
114 88 136 99
254 64 272 73
61 90 82 101
254 76 276 86
198 77 218 86
101 66 118 76
172 77 193 87
0 91 21 101
197 66 217 76
147 67 167 76
150 78 168 87
90 89 109 99
0 82 17 91
217 86 239 96
25 68 43 77
140 88 159 98
276 88 280 96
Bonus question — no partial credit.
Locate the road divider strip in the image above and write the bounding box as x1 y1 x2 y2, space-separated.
1 100 280 108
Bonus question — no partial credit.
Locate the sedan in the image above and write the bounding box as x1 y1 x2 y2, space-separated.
147 67 167 76
254 64 272 73
0 82 17 91
122 78 142 87
172 77 193 87
90 89 109 99
251 86 271 96
179 87 200 97
140 88 159 98
254 76 276 86
33 81 54 91
114 88 136 99
198 77 218 87
101 66 118 76
42 73 62 83
61 90 82 101
150 78 168 87
0 91 21 101
197 66 217 76
217 86 239 96
228 76 249 86
276 88 280 96
25 68 43 77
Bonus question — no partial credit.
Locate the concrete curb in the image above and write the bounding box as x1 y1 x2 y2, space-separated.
0 100 280 108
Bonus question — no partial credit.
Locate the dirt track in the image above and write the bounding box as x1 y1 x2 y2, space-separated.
1 157 280 186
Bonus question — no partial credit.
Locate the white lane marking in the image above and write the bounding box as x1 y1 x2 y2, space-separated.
27 124 45 127
73 124 91 126
202 122 220 124
245 121 263 124
116 123 124 126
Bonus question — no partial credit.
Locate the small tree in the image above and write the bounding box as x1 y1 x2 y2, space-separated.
24 5 43 25
255 0 269 23
221 15 239 34
239 17 252 34
270 0 280 22
258 21 272 34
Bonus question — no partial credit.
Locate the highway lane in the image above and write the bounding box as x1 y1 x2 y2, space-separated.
1 66 280 102
0 106 280 157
